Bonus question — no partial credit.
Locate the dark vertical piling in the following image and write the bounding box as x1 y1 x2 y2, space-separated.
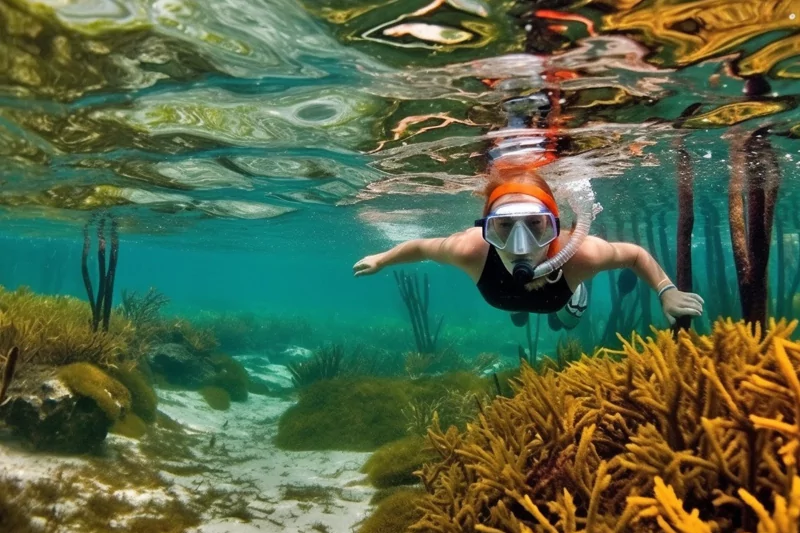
674 136 695 333
728 128 781 329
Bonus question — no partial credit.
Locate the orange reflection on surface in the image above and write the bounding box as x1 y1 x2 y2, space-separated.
599 0 800 74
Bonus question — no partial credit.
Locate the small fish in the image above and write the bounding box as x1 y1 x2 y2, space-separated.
617 269 638 297
383 23 473 45
222 420 229 429
209 434 216 448
0 346 19 405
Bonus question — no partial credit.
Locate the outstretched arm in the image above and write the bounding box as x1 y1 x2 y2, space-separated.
353 230 484 278
568 236 704 324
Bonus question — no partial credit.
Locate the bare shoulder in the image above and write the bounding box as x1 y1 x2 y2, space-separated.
569 235 609 264
443 227 487 259
428 227 487 281
562 236 611 280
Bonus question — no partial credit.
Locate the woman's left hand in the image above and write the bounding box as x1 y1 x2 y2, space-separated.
660 288 704 325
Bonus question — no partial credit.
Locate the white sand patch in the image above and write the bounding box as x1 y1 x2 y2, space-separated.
1 387 378 533
156 389 376 532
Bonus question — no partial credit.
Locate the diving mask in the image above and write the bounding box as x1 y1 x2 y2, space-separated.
475 202 560 254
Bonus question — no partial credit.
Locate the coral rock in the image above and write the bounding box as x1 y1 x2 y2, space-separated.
146 343 215 389
0 367 112 453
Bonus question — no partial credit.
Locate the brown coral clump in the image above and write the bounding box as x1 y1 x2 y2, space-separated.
412 318 800 532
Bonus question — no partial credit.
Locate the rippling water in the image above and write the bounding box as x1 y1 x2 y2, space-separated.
1 0 799 322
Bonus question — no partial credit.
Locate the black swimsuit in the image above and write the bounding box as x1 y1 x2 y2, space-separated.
476 246 573 314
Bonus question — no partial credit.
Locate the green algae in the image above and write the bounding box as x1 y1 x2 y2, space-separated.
281 483 337 504
356 488 426 533
361 435 437 488
200 385 231 411
111 412 148 439
109 365 158 423
209 354 249 402
275 372 489 451
58 362 132 421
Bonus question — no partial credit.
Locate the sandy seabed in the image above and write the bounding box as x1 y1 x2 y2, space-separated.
0 387 376 533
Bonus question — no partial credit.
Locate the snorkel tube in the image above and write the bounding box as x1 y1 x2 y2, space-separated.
489 95 602 282
531 178 600 280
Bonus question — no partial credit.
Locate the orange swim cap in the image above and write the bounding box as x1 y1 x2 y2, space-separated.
484 182 560 217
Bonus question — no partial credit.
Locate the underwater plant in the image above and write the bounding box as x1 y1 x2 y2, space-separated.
403 346 466 378
81 212 120 333
108 364 158 423
287 344 344 388
209 354 249 402
151 317 220 355
0 346 19 404
200 386 231 411
196 310 314 353
276 372 489 452
356 488 426 533
411 318 800 532
394 270 443 354
120 287 170 339
58 362 132 421
0 286 136 367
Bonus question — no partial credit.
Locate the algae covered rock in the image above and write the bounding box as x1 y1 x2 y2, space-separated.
0 366 113 453
147 342 215 389
361 435 438 489
356 488 426 533
108 366 158 423
57 363 131 420
200 386 231 411
275 372 489 452
209 354 249 402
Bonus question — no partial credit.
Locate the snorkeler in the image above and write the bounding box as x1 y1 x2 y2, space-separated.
355 85 703 329
352 165 704 330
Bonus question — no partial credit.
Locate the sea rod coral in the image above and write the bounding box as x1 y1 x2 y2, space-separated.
411 318 800 532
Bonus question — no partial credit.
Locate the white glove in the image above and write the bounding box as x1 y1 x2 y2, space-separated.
660 286 704 325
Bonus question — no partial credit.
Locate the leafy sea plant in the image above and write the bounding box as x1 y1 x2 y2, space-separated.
288 344 344 388
120 287 170 336
0 286 136 367
151 317 219 355
403 346 466 378
411 318 800 532
401 397 443 436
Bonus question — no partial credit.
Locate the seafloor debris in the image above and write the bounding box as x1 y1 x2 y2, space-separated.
412 318 800 532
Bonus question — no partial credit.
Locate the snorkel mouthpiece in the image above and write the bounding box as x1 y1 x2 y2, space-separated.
512 262 535 286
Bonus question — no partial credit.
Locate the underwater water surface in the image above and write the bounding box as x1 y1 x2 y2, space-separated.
1 0 800 532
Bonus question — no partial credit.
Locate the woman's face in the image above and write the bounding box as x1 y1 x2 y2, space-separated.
487 194 551 268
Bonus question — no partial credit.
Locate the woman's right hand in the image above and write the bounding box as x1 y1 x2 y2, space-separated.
353 253 385 277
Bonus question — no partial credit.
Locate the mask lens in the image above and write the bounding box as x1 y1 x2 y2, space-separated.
485 213 556 248
522 214 556 245
486 216 516 246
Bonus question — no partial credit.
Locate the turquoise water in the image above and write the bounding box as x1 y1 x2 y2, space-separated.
1 0 799 357
2 1 800 531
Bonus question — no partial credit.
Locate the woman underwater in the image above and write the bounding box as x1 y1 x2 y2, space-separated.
353 164 705 329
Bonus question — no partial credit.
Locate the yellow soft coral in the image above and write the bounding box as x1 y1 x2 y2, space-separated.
411 318 800 533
